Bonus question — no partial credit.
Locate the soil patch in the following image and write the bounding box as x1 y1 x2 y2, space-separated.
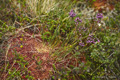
5 31 53 79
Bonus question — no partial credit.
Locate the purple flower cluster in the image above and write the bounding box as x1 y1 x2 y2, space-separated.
86 34 95 44
97 39 100 43
79 42 85 46
86 34 101 44
96 13 103 19
79 35 100 47
75 17 82 24
69 9 76 18
69 9 82 25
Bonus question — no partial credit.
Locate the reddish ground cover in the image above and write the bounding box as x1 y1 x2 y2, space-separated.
3 29 86 79
93 0 114 12
5 30 53 79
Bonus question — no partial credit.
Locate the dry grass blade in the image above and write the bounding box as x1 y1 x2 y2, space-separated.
4 44 11 73
26 0 57 15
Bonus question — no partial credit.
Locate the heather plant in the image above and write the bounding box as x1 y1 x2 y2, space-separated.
46 3 120 79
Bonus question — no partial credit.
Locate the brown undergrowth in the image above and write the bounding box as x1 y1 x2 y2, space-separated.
92 0 115 12
1 27 54 79
0 25 86 79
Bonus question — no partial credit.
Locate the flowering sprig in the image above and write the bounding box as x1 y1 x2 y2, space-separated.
86 37 95 44
69 9 76 18
96 13 103 19
79 42 85 46
97 38 100 43
74 17 82 25
86 34 100 44
96 13 103 23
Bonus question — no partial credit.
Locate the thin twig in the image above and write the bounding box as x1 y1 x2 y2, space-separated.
28 62 35 68
4 44 11 72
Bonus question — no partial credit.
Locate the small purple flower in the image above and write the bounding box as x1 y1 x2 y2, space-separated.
89 33 93 37
79 42 85 46
75 17 82 23
86 34 95 44
97 39 100 43
86 40 95 44
69 9 76 18
96 13 103 19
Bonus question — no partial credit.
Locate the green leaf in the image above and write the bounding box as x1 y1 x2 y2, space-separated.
75 51 80 55
52 64 56 70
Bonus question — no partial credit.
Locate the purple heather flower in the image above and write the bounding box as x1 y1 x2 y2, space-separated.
75 17 82 23
88 33 93 37
97 39 100 43
69 9 76 18
86 34 95 44
79 42 85 46
96 13 103 19
86 40 95 44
